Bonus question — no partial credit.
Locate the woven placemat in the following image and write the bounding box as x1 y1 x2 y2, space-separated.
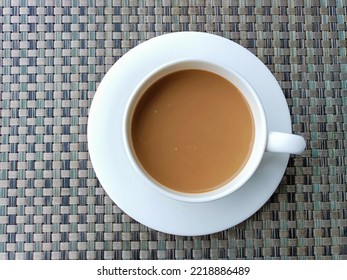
0 0 346 260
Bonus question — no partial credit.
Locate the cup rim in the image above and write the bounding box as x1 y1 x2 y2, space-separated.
123 58 267 203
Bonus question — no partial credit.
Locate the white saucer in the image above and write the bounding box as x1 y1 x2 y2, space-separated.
88 32 291 236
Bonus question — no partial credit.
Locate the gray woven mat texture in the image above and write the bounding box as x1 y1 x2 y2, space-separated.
1 0 347 260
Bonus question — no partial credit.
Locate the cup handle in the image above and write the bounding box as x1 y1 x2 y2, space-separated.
266 131 306 155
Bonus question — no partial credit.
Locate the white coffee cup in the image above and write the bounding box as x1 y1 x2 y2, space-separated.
123 59 306 203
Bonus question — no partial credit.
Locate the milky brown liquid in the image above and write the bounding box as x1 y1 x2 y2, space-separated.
131 69 255 193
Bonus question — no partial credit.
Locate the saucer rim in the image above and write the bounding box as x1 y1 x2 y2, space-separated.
88 32 291 236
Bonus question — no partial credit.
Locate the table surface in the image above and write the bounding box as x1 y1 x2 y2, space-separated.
0 0 346 260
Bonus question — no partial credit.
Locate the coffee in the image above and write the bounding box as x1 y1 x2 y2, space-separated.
131 69 254 194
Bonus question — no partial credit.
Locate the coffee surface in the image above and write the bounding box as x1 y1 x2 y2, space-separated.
131 69 254 193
